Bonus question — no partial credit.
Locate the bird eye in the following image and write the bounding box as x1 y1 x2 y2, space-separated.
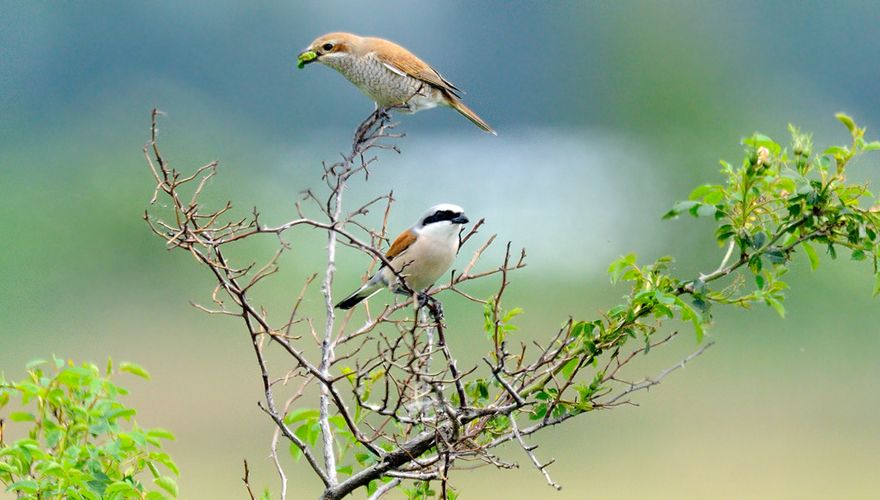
321 43 334 51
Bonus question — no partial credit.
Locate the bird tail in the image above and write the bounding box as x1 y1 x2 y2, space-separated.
446 94 496 135
335 281 384 310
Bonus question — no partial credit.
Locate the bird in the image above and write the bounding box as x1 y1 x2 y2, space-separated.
336 204 469 310
297 32 495 135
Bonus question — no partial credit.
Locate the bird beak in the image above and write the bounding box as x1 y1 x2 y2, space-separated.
297 48 318 69
451 214 469 224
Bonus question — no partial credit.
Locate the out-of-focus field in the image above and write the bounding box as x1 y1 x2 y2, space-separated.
2 2 879 498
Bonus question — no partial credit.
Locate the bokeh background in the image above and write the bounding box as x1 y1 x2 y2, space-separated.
2 1 880 498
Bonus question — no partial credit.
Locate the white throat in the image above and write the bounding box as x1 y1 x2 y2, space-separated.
418 220 458 237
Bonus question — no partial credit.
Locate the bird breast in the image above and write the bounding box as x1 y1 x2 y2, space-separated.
383 231 458 292
323 53 443 110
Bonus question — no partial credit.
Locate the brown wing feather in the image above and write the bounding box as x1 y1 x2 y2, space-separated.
371 38 461 96
385 229 418 260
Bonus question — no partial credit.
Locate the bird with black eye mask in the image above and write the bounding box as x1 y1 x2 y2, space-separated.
335 204 469 310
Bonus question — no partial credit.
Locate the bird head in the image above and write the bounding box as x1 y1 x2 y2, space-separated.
297 32 361 69
416 204 469 235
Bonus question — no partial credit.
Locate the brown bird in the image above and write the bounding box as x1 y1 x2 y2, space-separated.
298 32 495 135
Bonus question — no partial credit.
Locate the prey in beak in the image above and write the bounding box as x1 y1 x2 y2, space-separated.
296 49 318 69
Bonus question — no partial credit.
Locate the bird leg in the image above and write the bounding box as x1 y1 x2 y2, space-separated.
418 293 444 323
354 105 394 141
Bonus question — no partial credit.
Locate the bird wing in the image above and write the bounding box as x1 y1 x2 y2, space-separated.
373 39 462 97
385 229 418 260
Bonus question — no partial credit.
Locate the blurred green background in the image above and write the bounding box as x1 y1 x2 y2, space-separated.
2 1 880 498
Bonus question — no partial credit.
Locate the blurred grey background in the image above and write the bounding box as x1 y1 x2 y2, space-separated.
2 1 879 498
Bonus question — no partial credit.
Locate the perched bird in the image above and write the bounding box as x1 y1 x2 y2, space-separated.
297 32 495 135
336 204 469 309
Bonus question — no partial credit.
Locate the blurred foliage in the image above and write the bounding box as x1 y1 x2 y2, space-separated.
0 358 177 499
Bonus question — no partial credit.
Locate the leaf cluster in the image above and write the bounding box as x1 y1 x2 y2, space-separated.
0 358 177 499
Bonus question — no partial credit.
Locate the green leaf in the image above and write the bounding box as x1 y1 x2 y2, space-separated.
155 476 178 498
802 241 819 271
147 428 176 441
864 141 880 152
766 297 786 318
607 253 637 284
502 307 524 323
823 146 849 158
835 112 856 133
688 184 724 204
283 408 319 425
108 408 137 421
742 133 781 155
529 403 547 420
662 201 699 220
765 248 787 265
752 231 767 249
561 358 578 378
696 204 717 217
289 442 302 461
104 481 138 495
9 412 35 422
25 359 48 370
715 224 735 244
6 479 39 493
120 362 151 380
676 299 705 343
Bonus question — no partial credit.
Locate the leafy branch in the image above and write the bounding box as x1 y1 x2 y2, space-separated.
143 111 878 499
0 358 178 499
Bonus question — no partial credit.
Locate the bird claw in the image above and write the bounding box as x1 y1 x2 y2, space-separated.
354 106 394 142
418 293 444 322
